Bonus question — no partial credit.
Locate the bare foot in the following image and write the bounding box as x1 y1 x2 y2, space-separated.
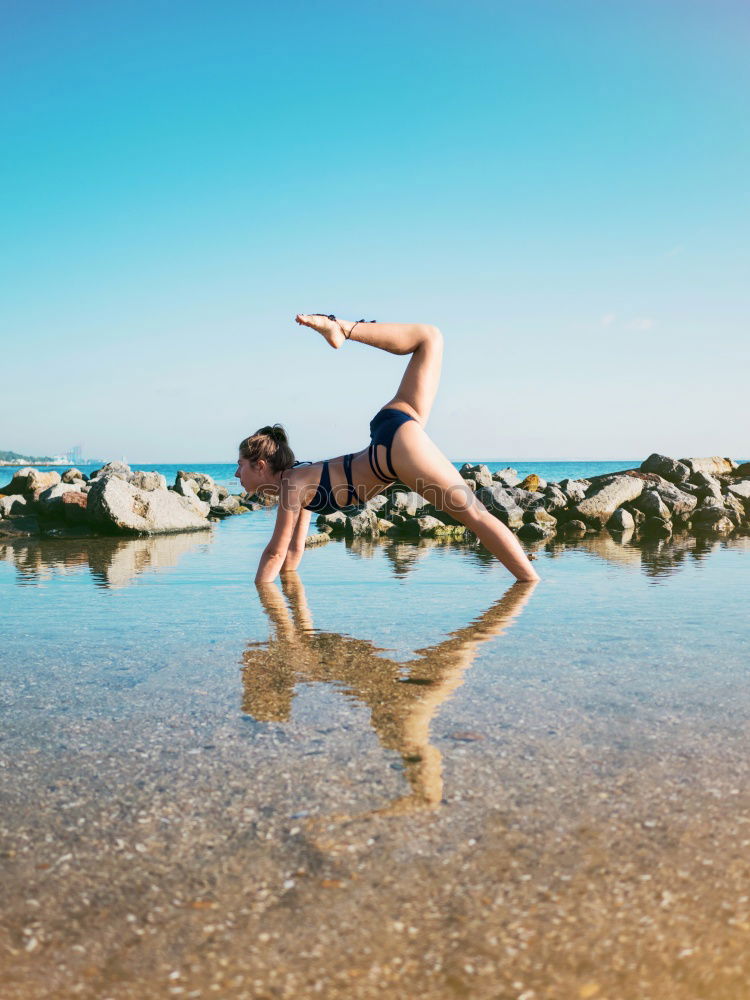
295 313 348 349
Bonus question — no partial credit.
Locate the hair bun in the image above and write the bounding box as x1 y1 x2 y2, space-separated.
269 424 288 443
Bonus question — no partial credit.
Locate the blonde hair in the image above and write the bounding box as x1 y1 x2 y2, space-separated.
238 424 295 473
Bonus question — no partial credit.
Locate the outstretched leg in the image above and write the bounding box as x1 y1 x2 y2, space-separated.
296 314 443 425
392 422 541 583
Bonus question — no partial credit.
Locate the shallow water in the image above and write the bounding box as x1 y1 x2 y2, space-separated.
2 515 750 999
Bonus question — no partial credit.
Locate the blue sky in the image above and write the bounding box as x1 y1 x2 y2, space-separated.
1 0 748 462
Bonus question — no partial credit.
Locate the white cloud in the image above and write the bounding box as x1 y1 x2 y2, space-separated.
625 317 655 332
600 313 616 327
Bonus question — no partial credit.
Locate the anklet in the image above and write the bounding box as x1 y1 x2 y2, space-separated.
346 318 377 340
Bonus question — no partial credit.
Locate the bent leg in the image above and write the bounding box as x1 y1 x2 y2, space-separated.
392 423 541 583
296 314 443 425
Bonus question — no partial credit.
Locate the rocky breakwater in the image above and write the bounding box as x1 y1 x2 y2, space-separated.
304 454 750 549
0 463 254 539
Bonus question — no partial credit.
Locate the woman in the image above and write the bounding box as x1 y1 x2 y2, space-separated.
235 314 540 584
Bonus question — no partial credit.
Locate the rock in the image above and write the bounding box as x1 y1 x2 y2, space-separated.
722 494 745 526
559 479 589 504
735 462 750 477
492 467 519 487
517 522 554 541
653 481 698 517
681 456 737 476
522 507 557 529
61 467 86 484
574 475 644 526
459 464 493 488
61 491 89 522
1 467 61 498
377 518 395 533
210 496 244 518
417 515 453 537
543 485 568 511
386 491 430 517
0 515 41 538
174 475 199 497
691 507 735 535
728 480 750 501
87 476 211 535
634 490 672 521
216 485 229 501
641 516 672 538
365 494 390 513
131 470 168 492
508 488 544 511
560 519 587 536
176 470 216 490
36 483 83 511
0 495 27 516
89 461 133 483
317 511 348 534
518 474 542 492
475 484 524 529
304 533 330 547
607 508 635 532
640 454 691 483
345 507 379 537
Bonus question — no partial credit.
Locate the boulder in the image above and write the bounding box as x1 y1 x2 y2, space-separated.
735 462 750 477
36 483 83 511
304 533 330 547
522 507 557 529
634 490 672 521
174 475 199 497
641 516 672 538
691 507 735 535
492 467 520 487
87 476 211 535
131 470 168 492
1 467 61 498
61 491 89 523
475 484 524 529
517 522 553 541
542 485 568 511
574 475 644 526
559 479 589 504
728 480 750 502
459 464 493 488
722 494 745 526
345 507 379 537
210 496 244 519
560 519 587 536
681 457 737 476
640 454 691 483
386 491 430 518
175 470 216 491
417 515 454 537
61 467 86 484
0 494 27 517
518 474 542 492
365 494 390 513
89 461 133 483
216 485 229 501
317 511 348 534
607 508 635 533
653 481 698 517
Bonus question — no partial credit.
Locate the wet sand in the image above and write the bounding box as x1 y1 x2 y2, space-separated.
2 526 750 999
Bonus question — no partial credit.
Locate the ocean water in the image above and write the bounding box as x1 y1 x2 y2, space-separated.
6 459 644 493
2 476 750 996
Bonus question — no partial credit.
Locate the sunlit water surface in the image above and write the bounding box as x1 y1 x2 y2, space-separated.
1 515 749 1000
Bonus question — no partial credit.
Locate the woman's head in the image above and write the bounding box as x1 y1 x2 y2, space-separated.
235 424 295 493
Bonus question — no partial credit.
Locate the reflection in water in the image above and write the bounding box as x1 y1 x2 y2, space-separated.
529 529 750 579
242 575 535 815
0 531 212 588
